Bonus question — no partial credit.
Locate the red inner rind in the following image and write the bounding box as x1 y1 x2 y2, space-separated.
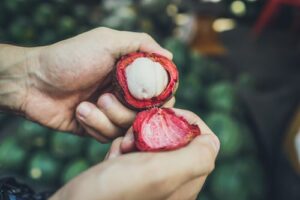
133 108 201 151
116 52 178 109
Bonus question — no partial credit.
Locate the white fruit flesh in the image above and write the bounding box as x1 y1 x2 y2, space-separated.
125 57 169 99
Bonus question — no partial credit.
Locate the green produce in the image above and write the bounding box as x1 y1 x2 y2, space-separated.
210 162 249 200
139 0 169 14
73 4 89 21
33 3 56 27
237 73 256 90
4 0 27 13
164 37 189 73
39 30 56 45
210 157 266 200
101 7 137 30
0 113 7 122
176 72 204 108
50 131 84 159
197 193 210 200
9 17 35 43
189 51 206 77
87 139 110 164
205 112 243 158
238 124 258 154
234 156 266 199
102 0 133 12
0 137 27 172
0 0 266 196
206 81 237 113
27 152 61 184
16 120 49 150
57 16 76 37
61 159 89 184
190 51 225 85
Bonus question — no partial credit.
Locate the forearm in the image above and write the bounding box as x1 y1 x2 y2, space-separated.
0 44 39 113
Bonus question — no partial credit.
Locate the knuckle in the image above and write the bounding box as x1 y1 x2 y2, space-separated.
140 32 152 40
96 27 111 33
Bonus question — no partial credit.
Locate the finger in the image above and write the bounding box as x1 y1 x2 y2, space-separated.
162 97 176 108
146 133 219 194
115 31 173 59
138 33 173 59
172 108 214 135
76 101 123 139
97 93 136 128
104 150 110 160
167 177 207 200
78 121 111 143
107 137 124 159
120 127 136 153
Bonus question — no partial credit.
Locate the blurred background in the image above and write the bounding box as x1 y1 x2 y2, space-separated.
0 0 300 199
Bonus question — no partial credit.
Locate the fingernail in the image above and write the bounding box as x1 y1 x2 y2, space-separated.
100 94 114 109
77 103 91 118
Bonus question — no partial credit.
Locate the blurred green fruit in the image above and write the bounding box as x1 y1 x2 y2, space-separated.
210 157 266 200
27 152 61 184
50 132 84 159
139 0 169 14
101 7 137 30
164 37 188 73
57 16 76 36
102 0 133 12
205 112 243 158
9 17 35 43
206 81 237 113
190 52 225 85
33 3 56 27
0 113 8 122
0 137 27 172
235 158 266 199
4 0 26 13
61 159 89 184
176 73 204 108
73 4 89 21
237 73 256 90
16 120 49 150
39 30 57 45
87 139 111 164
210 162 249 200
189 51 207 78
197 193 210 200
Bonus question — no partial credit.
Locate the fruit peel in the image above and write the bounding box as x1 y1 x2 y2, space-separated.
133 108 200 151
114 52 178 110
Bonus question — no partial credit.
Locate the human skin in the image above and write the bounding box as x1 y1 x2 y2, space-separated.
0 27 220 199
0 27 173 142
50 109 220 200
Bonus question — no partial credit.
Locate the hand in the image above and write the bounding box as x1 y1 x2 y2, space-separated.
18 27 173 142
49 109 220 200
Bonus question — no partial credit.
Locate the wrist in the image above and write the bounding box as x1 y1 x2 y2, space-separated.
0 45 41 114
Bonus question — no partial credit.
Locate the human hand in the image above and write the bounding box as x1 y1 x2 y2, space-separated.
49 109 220 200
18 27 173 141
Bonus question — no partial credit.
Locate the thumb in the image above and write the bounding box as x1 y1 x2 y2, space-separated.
154 133 220 184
